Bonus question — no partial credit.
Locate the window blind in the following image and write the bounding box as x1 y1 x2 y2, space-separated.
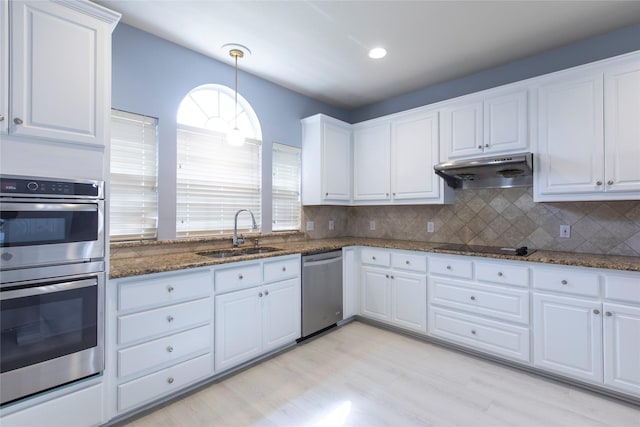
176 127 262 237
110 110 158 241
272 143 301 231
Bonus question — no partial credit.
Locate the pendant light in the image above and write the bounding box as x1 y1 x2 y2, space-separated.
227 47 245 146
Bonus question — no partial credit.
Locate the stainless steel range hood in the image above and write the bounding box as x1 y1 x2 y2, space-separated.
434 153 533 189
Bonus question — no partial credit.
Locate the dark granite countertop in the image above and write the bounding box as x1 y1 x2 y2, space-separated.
109 237 640 279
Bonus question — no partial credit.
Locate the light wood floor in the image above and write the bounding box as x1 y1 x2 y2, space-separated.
122 322 640 427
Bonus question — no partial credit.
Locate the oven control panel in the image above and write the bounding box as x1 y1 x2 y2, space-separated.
0 176 102 198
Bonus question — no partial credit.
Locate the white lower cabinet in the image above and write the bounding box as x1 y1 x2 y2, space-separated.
603 303 640 395
360 248 427 334
428 255 531 362
108 268 214 416
214 256 301 373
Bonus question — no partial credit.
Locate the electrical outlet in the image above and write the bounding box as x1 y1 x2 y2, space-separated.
427 221 435 233
559 224 570 238
369 220 376 231
328 220 335 231
306 221 314 231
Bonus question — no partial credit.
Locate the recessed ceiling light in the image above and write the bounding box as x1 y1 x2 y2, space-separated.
368 47 387 59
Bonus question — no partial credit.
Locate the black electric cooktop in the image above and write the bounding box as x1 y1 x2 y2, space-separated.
434 244 535 257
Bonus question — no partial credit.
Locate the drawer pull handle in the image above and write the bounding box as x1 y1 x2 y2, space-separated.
167 315 174 322
605 311 612 317
471 330 476 335
259 292 263 297
265 290 269 296
167 285 174 293
13 117 23 125
497 272 503 277
167 346 174 353
167 377 174 384
446 265 452 270
561 280 568 285
593 309 600 315
282 266 286 272
238 274 243 280
470 296 476 301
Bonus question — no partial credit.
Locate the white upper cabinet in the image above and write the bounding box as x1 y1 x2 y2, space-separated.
301 114 352 205
353 122 391 201
534 54 640 201
7 1 120 145
440 88 528 160
391 111 442 201
0 0 7 134
352 110 450 205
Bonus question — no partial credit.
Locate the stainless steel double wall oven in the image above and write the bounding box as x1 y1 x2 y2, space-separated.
0 175 105 405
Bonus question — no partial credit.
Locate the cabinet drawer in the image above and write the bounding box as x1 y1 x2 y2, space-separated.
264 256 300 283
118 298 211 345
429 307 530 362
391 252 427 272
118 353 213 412
534 266 600 297
215 262 262 293
429 278 529 324
118 270 212 312
476 261 529 287
118 324 212 378
429 256 473 279
604 274 640 304
360 248 390 267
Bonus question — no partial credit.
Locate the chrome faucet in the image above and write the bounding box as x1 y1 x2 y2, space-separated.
233 209 258 248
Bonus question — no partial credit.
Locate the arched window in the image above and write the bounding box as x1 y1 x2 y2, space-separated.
176 84 262 237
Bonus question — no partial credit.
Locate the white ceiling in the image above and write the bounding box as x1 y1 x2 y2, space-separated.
95 1 640 109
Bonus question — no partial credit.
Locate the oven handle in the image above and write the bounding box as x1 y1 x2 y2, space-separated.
0 277 97 300
0 202 98 212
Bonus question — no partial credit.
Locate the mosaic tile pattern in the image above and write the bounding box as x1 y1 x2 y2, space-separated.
303 188 640 256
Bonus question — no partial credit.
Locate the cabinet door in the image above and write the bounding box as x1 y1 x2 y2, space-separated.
214 287 262 372
262 279 301 352
604 60 640 194
353 123 390 201
10 1 107 145
342 247 360 319
391 112 440 200
441 100 483 159
534 71 604 197
322 121 352 201
484 90 527 154
0 0 7 134
390 271 427 333
603 303 640 396
361 266 390 322
533 293 603 383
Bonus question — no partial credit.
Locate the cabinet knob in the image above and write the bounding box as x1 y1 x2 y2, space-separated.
167 285 174 293
386 193 389 197
605 311 612 317
446 265 452 270
607 180 614 185
372 256 376 260
477 145 482 149
13 117 23 125
593 309 600 315
325 192 328 196
497 272 503 277
0 115 4 122
471 330 476 335
390 275 394 279
596 181 603 186
485 144 489 148
385 274 389 278
265 290 269 296
167 377 174 384
392 193 396 196
282 266 286 272
238 274 243 280
470 296 476 301
561 279 568 285
167 315 174 322
167 346 174 353
259 292 263 297
405 260 410 265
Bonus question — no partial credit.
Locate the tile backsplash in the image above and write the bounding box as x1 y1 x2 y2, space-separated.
303 188 640 256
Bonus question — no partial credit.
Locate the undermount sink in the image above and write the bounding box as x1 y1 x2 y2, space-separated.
196 247 281 259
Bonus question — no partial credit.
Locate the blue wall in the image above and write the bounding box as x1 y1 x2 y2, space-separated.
350 23 640 122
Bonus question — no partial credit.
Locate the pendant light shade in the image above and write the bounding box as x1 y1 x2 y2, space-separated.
227 47 245 146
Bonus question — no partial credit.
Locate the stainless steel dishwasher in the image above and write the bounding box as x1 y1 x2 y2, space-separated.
300 250 343 339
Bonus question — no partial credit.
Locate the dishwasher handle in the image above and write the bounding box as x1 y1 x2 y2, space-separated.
303 256 342 267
